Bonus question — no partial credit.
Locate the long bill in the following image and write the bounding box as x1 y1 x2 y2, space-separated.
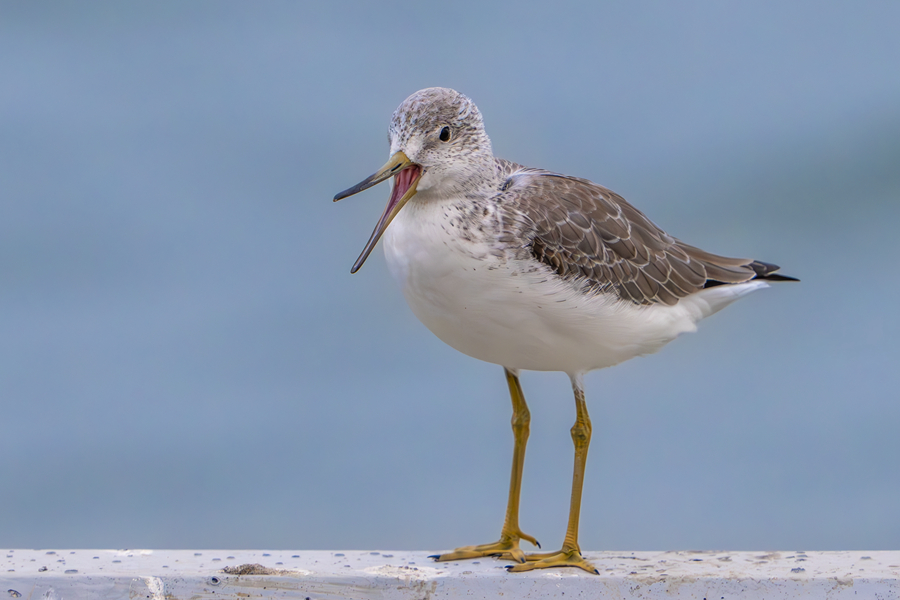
333 151 422 273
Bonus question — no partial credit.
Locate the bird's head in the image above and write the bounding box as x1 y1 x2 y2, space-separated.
334 88 492 273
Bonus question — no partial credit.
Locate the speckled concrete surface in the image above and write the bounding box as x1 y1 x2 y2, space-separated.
2 549 898 599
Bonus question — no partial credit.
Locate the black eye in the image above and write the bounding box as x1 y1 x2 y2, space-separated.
439 126 451 142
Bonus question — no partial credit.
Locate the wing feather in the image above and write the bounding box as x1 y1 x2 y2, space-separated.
498 167 793 305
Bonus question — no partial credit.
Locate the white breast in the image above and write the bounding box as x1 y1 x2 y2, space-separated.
383 197 766 374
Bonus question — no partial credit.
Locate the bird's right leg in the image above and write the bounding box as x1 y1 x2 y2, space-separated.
430 367 540 564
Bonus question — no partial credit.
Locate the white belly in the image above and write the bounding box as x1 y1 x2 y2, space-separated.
383 199 765 374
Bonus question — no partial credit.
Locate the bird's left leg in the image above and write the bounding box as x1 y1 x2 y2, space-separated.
431 367 539 563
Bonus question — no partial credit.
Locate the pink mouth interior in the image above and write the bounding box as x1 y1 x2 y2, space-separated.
387 165 422 211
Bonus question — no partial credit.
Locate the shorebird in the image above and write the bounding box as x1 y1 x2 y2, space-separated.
333 88 796 574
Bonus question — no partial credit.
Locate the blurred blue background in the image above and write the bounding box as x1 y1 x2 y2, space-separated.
2 2 898 552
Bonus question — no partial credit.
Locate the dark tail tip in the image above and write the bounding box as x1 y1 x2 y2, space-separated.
749 260 799 282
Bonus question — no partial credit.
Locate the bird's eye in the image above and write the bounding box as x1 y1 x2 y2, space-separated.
439 126 451 142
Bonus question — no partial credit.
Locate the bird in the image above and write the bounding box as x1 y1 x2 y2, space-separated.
333 87 796 574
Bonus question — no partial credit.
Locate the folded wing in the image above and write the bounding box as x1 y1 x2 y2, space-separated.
499 168 796 306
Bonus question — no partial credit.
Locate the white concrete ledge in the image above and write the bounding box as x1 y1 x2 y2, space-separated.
2 549 899 599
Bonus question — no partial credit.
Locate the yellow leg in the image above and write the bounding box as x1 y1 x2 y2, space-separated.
431 367 539 564
508 374 599 574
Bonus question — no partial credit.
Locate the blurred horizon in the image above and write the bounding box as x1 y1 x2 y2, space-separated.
1 2 898 552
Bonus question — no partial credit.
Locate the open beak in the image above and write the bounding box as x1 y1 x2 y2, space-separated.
334 151 422 273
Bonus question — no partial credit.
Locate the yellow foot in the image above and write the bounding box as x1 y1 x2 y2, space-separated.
429 532 540 564
506 548 599 574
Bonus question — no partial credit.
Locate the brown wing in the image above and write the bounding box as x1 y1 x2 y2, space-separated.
499 169 793 306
